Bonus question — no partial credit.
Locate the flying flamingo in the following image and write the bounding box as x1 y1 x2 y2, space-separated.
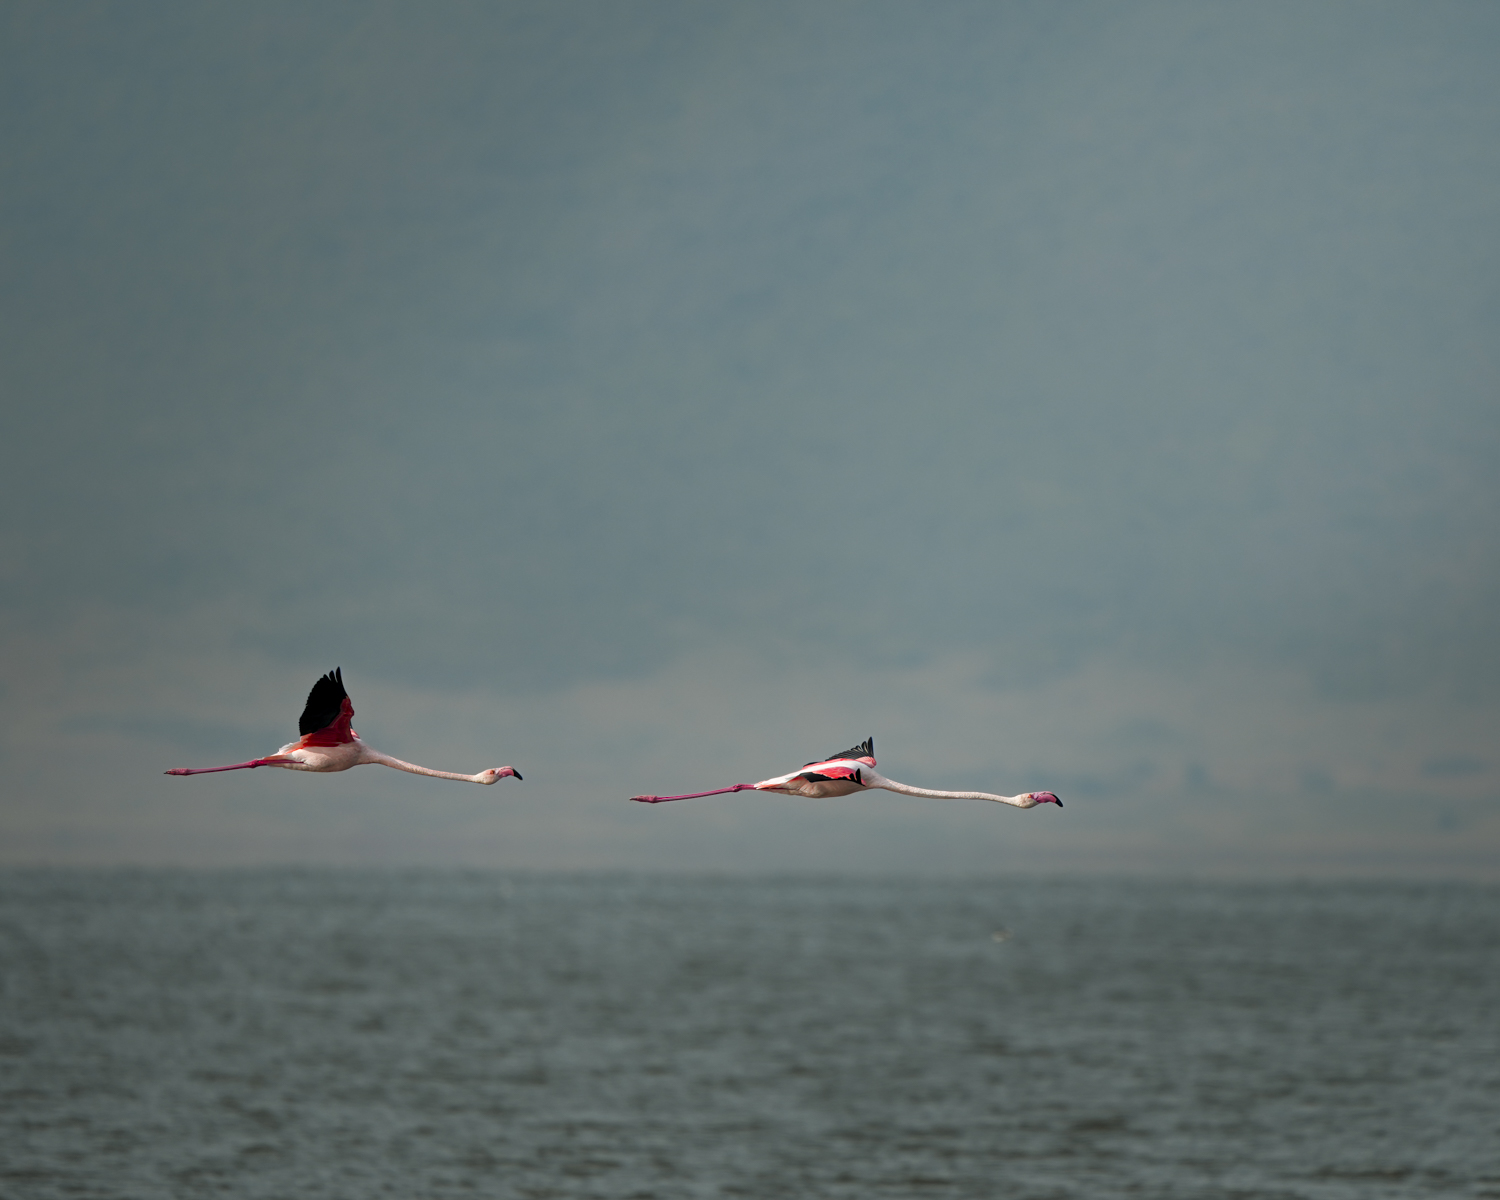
631 739 1060 808
165 668 522 785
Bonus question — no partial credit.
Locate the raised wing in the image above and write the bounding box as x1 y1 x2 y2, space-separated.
807 737 873 766
298 668 350 735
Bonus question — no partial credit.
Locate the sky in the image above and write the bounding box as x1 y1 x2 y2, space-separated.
2 1 1497 877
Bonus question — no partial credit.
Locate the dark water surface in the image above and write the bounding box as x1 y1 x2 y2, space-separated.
0 871 1496 1199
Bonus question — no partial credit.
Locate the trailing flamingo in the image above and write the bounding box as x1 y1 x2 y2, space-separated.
165 668 522 785
631 739 1059 808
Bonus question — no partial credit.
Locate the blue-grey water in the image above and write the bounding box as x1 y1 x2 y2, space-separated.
1 871 1496 1199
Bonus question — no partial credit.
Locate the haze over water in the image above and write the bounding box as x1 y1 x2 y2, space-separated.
3 870 1496 1198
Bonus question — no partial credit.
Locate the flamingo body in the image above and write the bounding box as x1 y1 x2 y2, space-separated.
166 668 521 786
632 738 1060 808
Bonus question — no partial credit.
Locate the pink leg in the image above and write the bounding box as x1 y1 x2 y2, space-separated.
165 756 297 776
630 783 756 804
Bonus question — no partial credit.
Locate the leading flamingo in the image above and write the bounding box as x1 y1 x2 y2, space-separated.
631 739 1059 808
165 668 522 785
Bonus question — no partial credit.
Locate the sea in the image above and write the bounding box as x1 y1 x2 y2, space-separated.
0 870 1495 1199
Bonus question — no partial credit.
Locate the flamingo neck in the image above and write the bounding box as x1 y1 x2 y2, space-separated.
363 748 486 783
863 770 1038 807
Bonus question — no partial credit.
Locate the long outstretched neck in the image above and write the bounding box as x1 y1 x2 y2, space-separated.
365 749 496 784
864 770 1042 808
165 756 298 776
631 784 756 804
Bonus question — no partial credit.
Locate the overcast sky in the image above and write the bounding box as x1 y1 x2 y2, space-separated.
3 1 1497 877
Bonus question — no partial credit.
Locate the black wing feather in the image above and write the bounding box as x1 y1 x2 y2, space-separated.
298 668 348 735
806 737 873 766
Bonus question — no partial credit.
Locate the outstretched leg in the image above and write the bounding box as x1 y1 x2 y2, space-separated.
166 756 299 776
631 783 757 803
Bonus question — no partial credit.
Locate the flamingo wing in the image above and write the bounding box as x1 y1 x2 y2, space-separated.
806 737 873 767
299 668 350 735
796 765 863 784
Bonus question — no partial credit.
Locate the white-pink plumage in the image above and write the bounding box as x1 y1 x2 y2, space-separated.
631 738 1060 808
165 668 521 786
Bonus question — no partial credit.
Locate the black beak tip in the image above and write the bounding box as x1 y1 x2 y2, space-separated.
513 770 523 780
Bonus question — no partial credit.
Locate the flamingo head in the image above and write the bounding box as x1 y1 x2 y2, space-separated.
1027 791 1062 807
477 766 522 784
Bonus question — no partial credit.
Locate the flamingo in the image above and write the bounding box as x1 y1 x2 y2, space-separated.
631 739 1059 808
165 668 522 785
